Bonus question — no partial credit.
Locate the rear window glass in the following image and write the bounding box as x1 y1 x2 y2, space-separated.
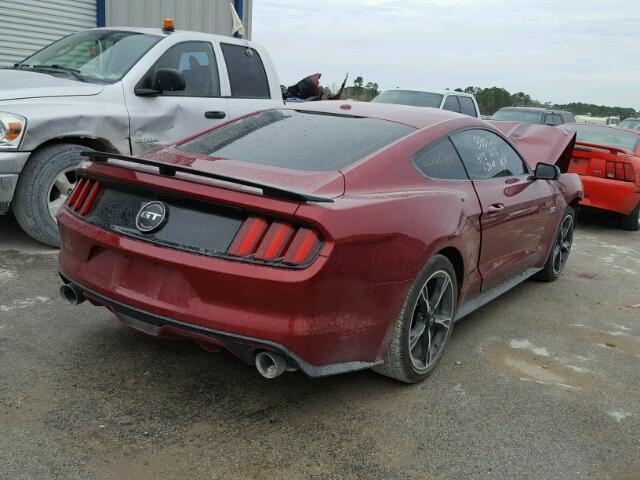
220 44 270 98
372 90 443 108
493 109 544 124
178 109 416 171
559 124 640 152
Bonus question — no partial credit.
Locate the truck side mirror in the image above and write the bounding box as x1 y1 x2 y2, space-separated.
533 162 560 180
153 68 186 92
135 68 186 96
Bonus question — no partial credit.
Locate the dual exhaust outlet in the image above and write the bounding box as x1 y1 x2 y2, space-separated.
60 283 289 379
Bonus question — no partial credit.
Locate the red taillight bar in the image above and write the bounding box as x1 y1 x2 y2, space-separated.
67 177 102 216
605 161 635 182
227 217 323 267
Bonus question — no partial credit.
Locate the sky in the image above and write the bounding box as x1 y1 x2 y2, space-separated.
252 0 640 108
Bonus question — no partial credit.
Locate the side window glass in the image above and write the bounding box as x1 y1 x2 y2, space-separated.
458 96 477 117
442 95 460 113
412 138 469 180
144 41 220 97
220 44 270 98
451 129 528 180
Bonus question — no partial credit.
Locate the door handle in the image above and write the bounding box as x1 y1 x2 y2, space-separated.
486 203 505 213
204 111 226 119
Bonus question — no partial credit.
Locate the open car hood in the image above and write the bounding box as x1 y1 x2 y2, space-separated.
143 147 346 199
488 121 577 173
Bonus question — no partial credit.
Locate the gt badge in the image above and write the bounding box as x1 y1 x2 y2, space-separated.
135 201 167 233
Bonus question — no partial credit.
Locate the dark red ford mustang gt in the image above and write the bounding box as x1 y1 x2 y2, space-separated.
57 102 583 383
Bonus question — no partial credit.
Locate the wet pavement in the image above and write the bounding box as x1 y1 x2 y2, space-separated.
1 212 639 479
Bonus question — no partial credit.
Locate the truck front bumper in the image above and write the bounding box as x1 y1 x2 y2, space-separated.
0 152 30 215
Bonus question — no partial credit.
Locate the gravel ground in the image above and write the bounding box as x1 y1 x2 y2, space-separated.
1 212 639 480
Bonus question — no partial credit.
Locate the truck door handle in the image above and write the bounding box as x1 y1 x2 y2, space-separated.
204 111 226 119
487 203 505 213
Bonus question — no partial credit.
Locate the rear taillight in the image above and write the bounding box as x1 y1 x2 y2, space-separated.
67 177 102 216
605 161 635 182
227 216 323 267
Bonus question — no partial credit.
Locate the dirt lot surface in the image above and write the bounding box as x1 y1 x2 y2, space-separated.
1 213 639 479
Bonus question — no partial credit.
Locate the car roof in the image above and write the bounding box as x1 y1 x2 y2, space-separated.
498 106 573 115
283 100 478 129
91 27 257 46
561 123 640 136
382 88 475 98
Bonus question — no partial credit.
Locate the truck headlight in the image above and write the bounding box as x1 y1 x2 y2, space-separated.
0 112 26 149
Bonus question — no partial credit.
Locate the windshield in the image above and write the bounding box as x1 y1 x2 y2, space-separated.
372 90 444 108
178 109 416 171
619 119 640 131
559 124 640 152
492 109 544 124
17 30 161 83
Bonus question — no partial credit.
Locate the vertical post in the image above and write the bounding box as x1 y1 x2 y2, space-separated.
96 0 106 27
234 0 243 37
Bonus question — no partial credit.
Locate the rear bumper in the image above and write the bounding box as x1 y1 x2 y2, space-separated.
579 176 640 215
57 209 409 375
58 275 381 377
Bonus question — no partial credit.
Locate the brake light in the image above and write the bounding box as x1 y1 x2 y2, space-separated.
227 217 323 266
605 161 635 182
67 177 102 216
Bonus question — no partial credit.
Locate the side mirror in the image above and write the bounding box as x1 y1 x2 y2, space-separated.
153 68 186 92
135 68 186 96
533 162 560 180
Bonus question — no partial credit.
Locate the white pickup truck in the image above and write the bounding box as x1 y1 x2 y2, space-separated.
0 23 283 246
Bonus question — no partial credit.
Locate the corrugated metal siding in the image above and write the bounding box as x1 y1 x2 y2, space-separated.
106 0 252 39
0 0 96 66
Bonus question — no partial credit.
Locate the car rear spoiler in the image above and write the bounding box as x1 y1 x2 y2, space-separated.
488 121 577 173
573 141 634 157
80 151 334 203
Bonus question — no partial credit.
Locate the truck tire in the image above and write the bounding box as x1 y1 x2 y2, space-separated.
13 143 92 247
620 203 640 231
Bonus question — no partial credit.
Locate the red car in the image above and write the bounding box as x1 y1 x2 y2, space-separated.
558 123 640 230
57 102 582 383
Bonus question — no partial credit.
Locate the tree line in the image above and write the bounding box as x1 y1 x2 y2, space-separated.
330 78 638 119
454 86 637 118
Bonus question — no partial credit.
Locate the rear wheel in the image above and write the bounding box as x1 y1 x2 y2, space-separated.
620 203 640 231
374 254 457 383
535 207 575 282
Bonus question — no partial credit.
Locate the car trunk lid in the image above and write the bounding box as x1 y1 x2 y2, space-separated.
569 141 638 183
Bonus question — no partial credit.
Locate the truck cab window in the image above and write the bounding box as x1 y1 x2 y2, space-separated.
458 96 477 117
443 95 461 113
220 44 270 98
142 41 220 97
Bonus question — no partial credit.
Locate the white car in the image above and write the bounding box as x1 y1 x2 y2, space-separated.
372 89 480 118
0 22 283 246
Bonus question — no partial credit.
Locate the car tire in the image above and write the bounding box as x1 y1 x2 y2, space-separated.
373 254 457 383
535 206 575 282
12 143 91 247
620 203 640 231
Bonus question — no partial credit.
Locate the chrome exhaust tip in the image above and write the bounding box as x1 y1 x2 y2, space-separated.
59 283 86 306
255 351 287 379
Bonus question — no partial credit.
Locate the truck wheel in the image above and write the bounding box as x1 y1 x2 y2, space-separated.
535 207 575 282
13 143 92 247
620 203 640 231
373 254 457 383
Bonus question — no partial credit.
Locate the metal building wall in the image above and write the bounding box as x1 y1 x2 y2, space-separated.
105 0 252 39
0 0 96 66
